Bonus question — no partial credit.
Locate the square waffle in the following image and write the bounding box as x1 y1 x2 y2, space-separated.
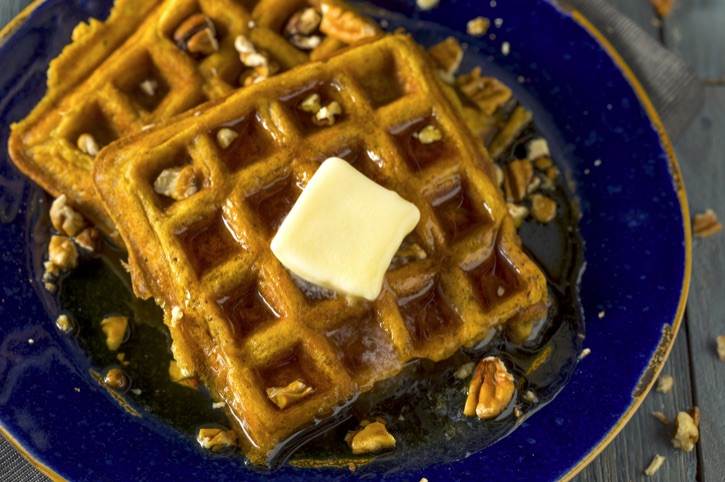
94 34 549 465
8 0 379 246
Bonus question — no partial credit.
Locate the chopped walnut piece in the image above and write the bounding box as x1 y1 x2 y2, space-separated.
234 34 255 54
299 93 322 113
428 37 463 83
456 67 512 116
655 374 674 394
174 14 218 56
285 7 322 36
139 79 158 97
416 0 439 10
464 356 515 419
49 235 79 271
526 138 551 160
454 361 475 379
216 128 239 149
649 0 674 17
169 360 200 390
49 195 85 237
671 410 699 451
693 209 722 238
504 159 533 202
56 314 73 333
652 411 671 425
104 367 129 391
266 379 314 409
507 203 529 228
347 420 396 454
531 194 557 223
75 227 100 252
77 133 100 157
466 17 490 37
319 2 378 44
290 34 322 50
413 125 443 144
717 335 725 361
101 316 128 351
153 165 198 201
313 101 342 126
197 427 237 453
644 454 666 476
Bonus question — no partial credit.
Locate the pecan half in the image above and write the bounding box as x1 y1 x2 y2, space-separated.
463 356 515 419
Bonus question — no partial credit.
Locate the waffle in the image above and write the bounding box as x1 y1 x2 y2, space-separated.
94 34 549 465
8 0 379 246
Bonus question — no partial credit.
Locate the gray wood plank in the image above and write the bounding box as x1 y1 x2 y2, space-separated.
664 0 725 80
0 0 33 30
668 87 725 482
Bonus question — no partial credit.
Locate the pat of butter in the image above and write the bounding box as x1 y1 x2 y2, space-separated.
271 157 420 301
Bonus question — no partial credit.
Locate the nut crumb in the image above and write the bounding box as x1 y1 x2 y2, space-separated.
154 166 198 201
501 41 510 56
56 314 73 333
526 138 550 160
427 37 464 83
416 0 439 10
75 227 99 252
522 390 537 403
139 79 158 97
298 93 322 113
346 420 396 454
413 125 443 144
652 411 671 425
464 356 515 419
313 101 342 126
467 17 490 37
100 315 128 351
197 427 237 452
212 401 226 409
216 128 239 149
50 195 85 236
266 379 314 409
693 209 721 238
579 347 591 359
77 133 100 157
530 194 557 223
671 410 699 451
48 235 79 271
655 374 674 394
717 335 725 361
644 454 666 476
453 361 475 379
507 203 529 228
169 360 200 390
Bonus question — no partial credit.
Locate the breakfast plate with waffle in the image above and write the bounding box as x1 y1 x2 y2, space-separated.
0 0 689 480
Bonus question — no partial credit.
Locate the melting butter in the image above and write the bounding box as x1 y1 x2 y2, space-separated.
271 157 420 300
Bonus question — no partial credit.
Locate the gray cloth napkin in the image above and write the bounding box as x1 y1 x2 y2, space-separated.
563 0 704 140
0 0 703 480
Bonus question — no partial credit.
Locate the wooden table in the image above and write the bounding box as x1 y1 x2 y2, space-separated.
1 1 722 480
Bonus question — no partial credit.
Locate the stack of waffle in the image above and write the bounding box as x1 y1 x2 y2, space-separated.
9 0 548 468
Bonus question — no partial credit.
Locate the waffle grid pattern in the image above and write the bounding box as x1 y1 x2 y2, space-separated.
9 0 374 238
96 35 548 464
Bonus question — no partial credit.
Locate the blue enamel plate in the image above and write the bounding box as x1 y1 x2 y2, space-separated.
0 0 690 480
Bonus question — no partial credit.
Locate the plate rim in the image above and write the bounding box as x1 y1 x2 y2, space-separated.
0 1 692 480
